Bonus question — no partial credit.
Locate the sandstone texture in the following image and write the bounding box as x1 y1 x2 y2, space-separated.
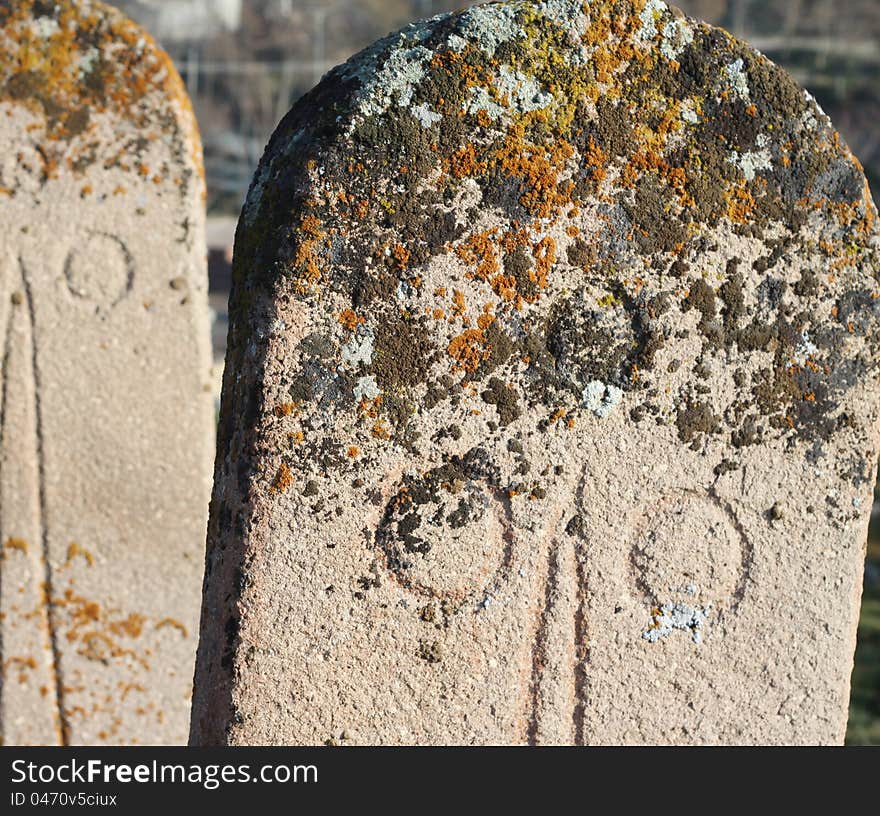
191 0 880 745
0 1 213 745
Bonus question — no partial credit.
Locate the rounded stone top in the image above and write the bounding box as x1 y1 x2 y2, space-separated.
0 0 202 191
231 0 879 465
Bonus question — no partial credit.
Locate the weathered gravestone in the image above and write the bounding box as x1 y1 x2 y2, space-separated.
191 0 880 745
0 1 213 745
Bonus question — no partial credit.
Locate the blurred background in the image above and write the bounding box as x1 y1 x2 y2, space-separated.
106 0 880 744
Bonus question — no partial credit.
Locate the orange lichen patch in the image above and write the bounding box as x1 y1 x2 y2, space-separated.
447 143 488 179
590 25 643 87
5 655 37 670
391 243 411 271
57 591 101 633
477 310 495 331
430 48 494 92
622 110 692 206
584 136 609 186
119 682 147 700
455 231 500 281
494 117 576 219
821 197 875 236
293 213 326 284
347 446 361 458
289 430 305 445
65 542 95 567
78 631 116 663
531 236 556 291
725 184 757 223
500 226 531 252
371 422 391 440
110 613 146 639
550 408 567 424
0 0 202 180
54 588 153 669
156 618 188 637
3 537 28 555
271 462 294 493
274 402 297 418
491 272 519 303
338 309 361 331
448 329 488 373
452 289 467 317
358 395 383 419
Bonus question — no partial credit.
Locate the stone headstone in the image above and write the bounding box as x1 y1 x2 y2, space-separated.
0 1 213 745
191 0 880 745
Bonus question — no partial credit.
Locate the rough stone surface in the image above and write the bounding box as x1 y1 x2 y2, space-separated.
191 0 880 745
0 1 213 745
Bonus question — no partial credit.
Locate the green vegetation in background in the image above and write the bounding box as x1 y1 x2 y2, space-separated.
847 533 880 745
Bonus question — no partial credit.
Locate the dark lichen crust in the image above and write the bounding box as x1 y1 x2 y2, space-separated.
222 0 878 487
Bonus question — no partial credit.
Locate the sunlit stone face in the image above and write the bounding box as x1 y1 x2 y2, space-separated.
0 0 212 746
191 0 880 746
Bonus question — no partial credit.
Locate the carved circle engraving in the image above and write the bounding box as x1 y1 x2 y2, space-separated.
64 233 133 310
376 449 512 601
630 492 749 614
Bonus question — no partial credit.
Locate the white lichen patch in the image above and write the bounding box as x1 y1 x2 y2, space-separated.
356 45 434 120
353 375 380 402
582 381 623 418
658 16 693 61
465 86 508 120
343 18 437 82
793 332 819 365
446 33 469 53
78 47 101 78
341 326 375 367
496 66 554 114
801 93 823 132
730 133 772 181
680 98 700 124
643 602 712 644
31 15 60 39
636 0 668 42
539 0 587 35
721 58 750 101
411 102 443 128
458 3 524 56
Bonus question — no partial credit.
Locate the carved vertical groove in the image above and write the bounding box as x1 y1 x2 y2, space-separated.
0 286 10 740
20 257 68 745
573 547 587 746
525 537 560 745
